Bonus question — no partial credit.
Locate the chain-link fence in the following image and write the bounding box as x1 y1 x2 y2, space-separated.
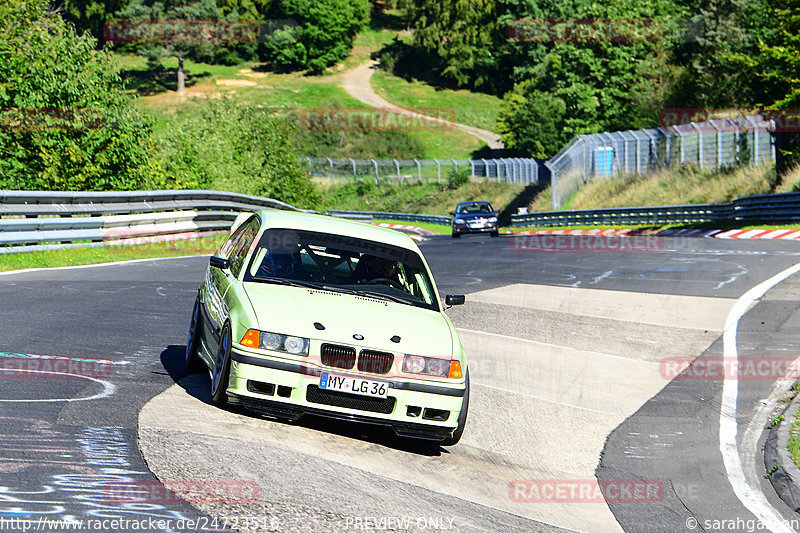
546 115 777 209
303 157 540 185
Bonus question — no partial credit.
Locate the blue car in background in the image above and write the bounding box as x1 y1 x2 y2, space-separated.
450 201 499 238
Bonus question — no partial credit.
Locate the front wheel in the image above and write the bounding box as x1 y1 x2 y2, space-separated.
490 231 499 237
211 323 232 407
441 370 469 446
186 299 205 373
451 232 461 239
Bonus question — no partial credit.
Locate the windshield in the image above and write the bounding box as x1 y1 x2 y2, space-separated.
456 202 494 215
244 229 440 311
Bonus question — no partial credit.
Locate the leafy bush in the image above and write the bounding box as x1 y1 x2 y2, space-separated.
153 98 320 209
259 0 369 73
291 101 427 159
446 167 470 190
0 0 157 190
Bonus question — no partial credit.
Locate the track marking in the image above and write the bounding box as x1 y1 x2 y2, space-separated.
719 262 800 533
0 369 115 403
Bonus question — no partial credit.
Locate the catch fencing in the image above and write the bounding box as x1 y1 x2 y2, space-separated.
304 157 540 185
546 115 777 209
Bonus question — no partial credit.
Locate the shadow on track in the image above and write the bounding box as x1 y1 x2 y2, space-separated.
159 344 449 456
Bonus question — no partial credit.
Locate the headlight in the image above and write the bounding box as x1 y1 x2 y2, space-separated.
488 217 497 223
402 355 461 378
454 219 466 225
240 329 309 356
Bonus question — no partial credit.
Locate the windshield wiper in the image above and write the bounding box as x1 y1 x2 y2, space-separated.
257 277 323 290
351 289 415 305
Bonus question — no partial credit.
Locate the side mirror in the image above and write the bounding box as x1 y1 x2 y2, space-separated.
445 294 465 307
210 256 230 270
449 211 455 216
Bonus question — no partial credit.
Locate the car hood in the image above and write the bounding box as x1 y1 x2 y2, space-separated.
454 213 494 220
243 283 455 356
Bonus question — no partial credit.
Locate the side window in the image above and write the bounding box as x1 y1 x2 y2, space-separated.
222 216 260 278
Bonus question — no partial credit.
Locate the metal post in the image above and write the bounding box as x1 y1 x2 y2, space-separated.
306 157 312 176
327 157 333 180
675 127 686 164
372 159 379 185
731 119 740 165
690 123 703 169
452 159 458 174
495 160 501 183
481 158 488 180
710 120 722 168
350 158 357 182
435 159 441 183
470 160 476 181
414 159 421 183
394 159 401 184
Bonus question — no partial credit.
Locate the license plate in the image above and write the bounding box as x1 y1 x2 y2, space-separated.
469 223 485 229
319 372 389 398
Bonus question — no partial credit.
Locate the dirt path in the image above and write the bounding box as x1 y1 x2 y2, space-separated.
342 60 504 149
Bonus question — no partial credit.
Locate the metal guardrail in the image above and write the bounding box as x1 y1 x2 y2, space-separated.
511 192 800 227
326 210 451 225
0 190 299 253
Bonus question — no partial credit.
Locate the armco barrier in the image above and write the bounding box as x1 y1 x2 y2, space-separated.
511 191 800 227
0 190 299 253
326 210 451 225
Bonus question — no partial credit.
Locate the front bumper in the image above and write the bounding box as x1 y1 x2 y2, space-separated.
452 223 497 235
227 348 466 441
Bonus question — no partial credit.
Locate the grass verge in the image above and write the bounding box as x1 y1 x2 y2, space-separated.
373 219 449 235
0 236 225 272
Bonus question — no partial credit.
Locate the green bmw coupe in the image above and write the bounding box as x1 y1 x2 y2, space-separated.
186 210 469 445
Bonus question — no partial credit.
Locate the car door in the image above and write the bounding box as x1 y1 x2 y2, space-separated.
203 215 260 356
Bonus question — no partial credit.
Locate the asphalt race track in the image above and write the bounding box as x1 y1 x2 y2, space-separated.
3 233 800 532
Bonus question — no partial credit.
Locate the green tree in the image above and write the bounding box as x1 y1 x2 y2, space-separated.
259 0 369 73
115 0 262 93
0 0 158 190
62 0 135 42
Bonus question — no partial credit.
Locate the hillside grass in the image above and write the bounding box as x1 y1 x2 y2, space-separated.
319 180 526 215
115 53 484 159
371 69 502 133
528 164 800 212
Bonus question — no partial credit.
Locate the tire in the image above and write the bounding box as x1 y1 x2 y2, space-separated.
451 232 461 239
185 299 205 373
441 369 469 446
211 323 232 407
490 231 499 237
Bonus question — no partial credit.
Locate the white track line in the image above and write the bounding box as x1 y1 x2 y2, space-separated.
720 262 800 532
